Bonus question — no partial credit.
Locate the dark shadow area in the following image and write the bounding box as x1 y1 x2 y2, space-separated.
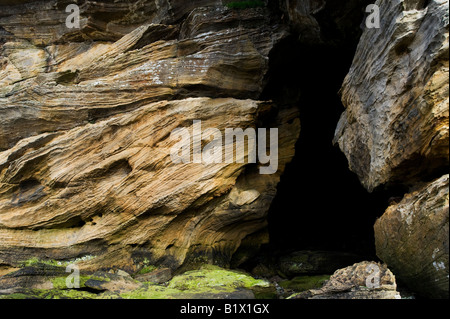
260 35 407 259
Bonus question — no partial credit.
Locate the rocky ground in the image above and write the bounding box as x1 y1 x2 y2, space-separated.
0 255 408 299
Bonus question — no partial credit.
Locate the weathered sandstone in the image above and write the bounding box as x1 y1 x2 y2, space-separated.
375 174 449 299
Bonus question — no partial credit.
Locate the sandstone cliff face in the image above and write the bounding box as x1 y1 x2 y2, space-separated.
334 0 449 192
0 2 287 151
0 1 300 271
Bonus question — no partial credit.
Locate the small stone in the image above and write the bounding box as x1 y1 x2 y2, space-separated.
334 0 449 191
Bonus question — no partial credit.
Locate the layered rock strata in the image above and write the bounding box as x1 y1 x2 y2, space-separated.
0 1 300 271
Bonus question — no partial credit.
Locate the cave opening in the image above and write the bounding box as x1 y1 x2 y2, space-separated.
250 19 408 268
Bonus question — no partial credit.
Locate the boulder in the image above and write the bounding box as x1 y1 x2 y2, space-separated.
333 0 449 191
374 174 449 299
292 261 401 299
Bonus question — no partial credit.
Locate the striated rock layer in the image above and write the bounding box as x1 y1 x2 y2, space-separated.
0 1 300 271
0 97 300 271
0 2 287 151
334 0 449 192
375 175 449 299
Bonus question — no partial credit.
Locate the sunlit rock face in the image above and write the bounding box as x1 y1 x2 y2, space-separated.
0 1 301 271
0 1 289 151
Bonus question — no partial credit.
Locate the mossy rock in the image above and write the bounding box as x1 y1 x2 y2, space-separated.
19 256 96 268
136 265 158 275
0 288 98 300
120 285 183 299
121 265 274 299
120 283 255 299
1 264 275 299
51 275 95 290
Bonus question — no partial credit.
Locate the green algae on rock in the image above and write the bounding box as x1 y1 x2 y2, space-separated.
167 265 276 299
168 265 270 290
122 265 274 299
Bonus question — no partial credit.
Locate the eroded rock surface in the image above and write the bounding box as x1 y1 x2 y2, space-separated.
0 97 300 270
1 0 447 301
375 174 449 299
0 1 301 272
293 261 401 299
334 0 449 192
333 0 449 299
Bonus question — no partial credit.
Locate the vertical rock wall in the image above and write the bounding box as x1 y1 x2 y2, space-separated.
334 0 449 298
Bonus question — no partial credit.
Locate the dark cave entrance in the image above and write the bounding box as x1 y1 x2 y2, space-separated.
255 31 407 262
